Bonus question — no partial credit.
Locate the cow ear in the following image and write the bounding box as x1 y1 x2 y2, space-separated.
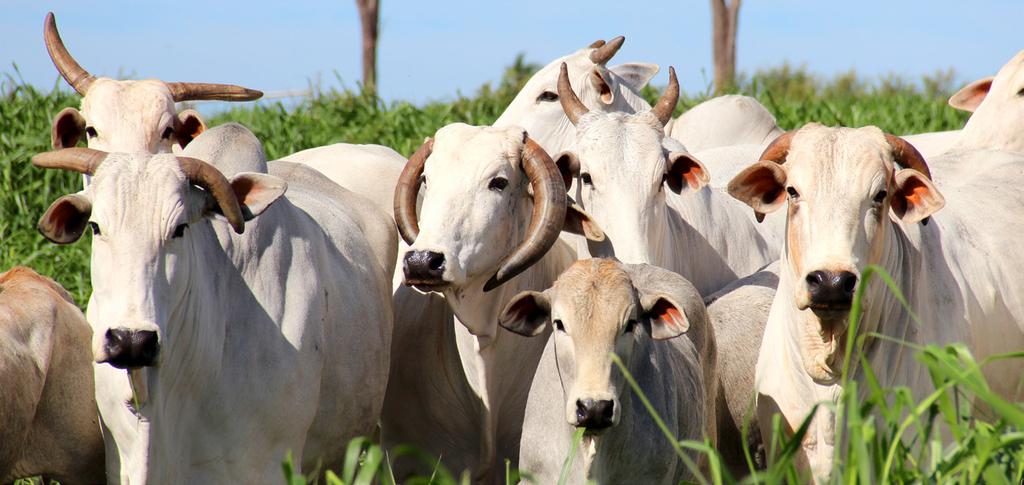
39 194 92 244
217 172 287 221
609 62 659 93
590 69 615 105
563 198 605 242
727 161 788 218
499 291 551 337
891 168 945 223
665 151 710 194
948 76 993 113
174 109 207 148
554 151 580 188
51 108 86 149
639 293 689 340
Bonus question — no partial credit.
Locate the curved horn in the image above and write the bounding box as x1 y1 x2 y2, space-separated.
44 12 95 94
32 147 107 174
589 35 624 65
165 82 263 102
557 63 589 125
484 137 568 292
394 139 434 245
588 39 606 48
177 157 245 234
884 134 932 179
759 130 798 164
650 66 679 126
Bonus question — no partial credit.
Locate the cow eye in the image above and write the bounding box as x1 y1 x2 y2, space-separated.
162 126 174 140
537 91 559 103
172 223 188 239
85 126 98 139
624 319 637 333
488 176 509 192
554 319 565 332
1018 87 1024 97
581 172 593 186
786 186 799 199
873 189 887 205
88 221 101 236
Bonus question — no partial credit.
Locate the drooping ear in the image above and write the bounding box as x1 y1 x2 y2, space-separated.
609 62 660 92
173 109 207 148
554 151 580 188
498 291 551 337
590 68 615 105
664 151 710 194
39 194 92 244
891 168 945 223
206 172 287 221
639 293 690 340
563 197 605 242
948 76 993 113
727 161 788 218
51 107 86 149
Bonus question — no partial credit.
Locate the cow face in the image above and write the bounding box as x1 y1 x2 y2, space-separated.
37 151 285 369
951 50 1024 152
499 259 690 432
494 37 658 154
563 111 707 263
728 125 944 382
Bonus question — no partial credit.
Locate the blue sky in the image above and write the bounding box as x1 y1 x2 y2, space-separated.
2 1 1022 106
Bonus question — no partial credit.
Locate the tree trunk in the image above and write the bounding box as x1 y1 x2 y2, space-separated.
710 0 741 93
355 0 380 95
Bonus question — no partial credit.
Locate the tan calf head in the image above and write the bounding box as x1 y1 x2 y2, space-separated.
498 259 690 432
727 124 944 382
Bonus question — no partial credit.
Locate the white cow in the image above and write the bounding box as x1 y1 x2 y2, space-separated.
554 63 783 296
500 259 716 484
386 124 603 482
34 147 393 483
44 13 262 154
0 267 105 484
727 124 1024 480
666 94 784 154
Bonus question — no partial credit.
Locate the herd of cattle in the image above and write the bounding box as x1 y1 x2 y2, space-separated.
2 12 1023 484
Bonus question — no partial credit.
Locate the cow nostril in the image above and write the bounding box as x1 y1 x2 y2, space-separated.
575 399 588 422
427 252 445 271
599 400 614 421
838 271 857 294
805 270 826 288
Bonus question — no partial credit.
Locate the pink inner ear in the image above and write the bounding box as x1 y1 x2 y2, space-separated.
507 296 539 322
652 298 687 333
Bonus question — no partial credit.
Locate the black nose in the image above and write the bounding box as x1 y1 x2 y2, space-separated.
403 251 446 284
805 270 857 309
575 398 615 430
102 328 160 369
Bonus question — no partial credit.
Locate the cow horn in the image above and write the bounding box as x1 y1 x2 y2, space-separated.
44 12 95 95
177 157 245 234
650 66 679 126
484 137 567 292
588 39 606 48
394 139 434 244
557 63 589 125
884 134 932 179
589 35 624 65
165 82 263 102
32 147 107 174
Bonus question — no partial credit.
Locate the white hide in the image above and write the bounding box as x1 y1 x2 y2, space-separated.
667 95 784 154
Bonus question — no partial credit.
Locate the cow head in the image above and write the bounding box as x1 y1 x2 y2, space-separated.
394 124 603 295
494 37 659 154
44 12 261 154
498 259 692 432
727 124 944 382
951 50 1024 152
555 64 708 263
34 148 286 369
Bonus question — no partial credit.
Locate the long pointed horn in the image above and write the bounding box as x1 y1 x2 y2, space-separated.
650 66 679 126
394 139 434 244
557 63 589 125
32 147 107 174
165 82 263 102
588 39 606 48
884 134 932 179
177 157 245 234
484 137 567 292
589 35 624 64
44 12 95 94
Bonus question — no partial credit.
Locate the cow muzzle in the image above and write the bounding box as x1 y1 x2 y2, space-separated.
574 398 617 433
99 327 160 369
805 269 857 315
403 250 451 291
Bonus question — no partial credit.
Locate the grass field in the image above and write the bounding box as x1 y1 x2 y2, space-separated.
5 63 1021 484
